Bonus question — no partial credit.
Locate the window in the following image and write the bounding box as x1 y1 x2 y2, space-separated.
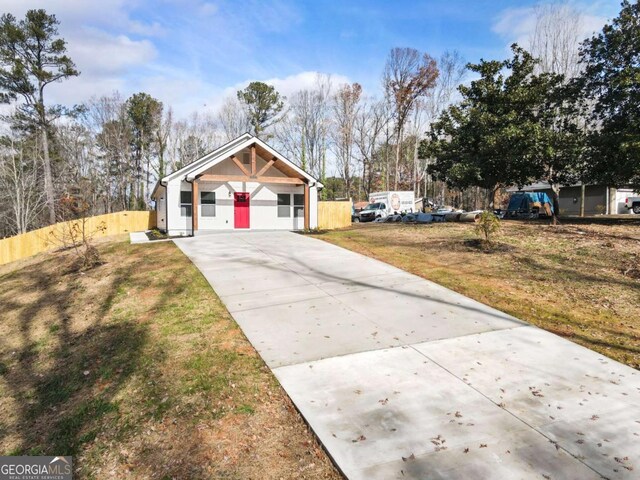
201 191 216 217
180 190 192 217
294 193 305 218
242 152 250 165
277 193 291 217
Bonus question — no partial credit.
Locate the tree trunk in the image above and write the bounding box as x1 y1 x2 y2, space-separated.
550 182 561 225
487 187 495 210
41 128 56 224
412 137 418 196
361 159 367 199
394 128 402 190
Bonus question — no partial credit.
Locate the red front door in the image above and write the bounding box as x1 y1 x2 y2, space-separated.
234 192 250 229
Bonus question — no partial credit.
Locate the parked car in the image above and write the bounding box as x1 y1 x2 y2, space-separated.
351 206 360 223
358 202 389 222
625 195 640 214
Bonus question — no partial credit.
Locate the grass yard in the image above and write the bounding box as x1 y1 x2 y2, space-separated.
311 220 640 369
0 238 341 480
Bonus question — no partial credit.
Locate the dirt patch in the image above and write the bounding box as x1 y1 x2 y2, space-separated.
312 221 640 369
462 238 515 253
0 240 342 479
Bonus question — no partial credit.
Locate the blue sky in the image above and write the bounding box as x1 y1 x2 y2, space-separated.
4 0 620 118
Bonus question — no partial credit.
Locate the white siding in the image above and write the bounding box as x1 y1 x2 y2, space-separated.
166 178 317 233
195 182 307 231
165 179 195 236
196 182 234 230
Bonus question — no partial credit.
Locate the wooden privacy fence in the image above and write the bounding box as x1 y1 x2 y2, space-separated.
317 201 351 230
0 211 156 266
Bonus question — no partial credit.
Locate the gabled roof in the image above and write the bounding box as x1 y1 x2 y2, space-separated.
152 133 321 198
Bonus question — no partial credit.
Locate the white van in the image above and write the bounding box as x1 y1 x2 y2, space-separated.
358 191 415 222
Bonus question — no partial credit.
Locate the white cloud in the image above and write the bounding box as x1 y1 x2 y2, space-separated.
218 71 352 102
492 2 614 49
68 28 157 75
42 28 158 106
1 0 164 37
265 71 352 98
135 74 218 119
492 7 537 47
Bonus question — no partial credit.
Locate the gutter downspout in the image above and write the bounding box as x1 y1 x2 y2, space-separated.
161 179 168 233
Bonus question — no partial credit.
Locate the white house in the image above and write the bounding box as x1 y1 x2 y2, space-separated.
151 134 322 235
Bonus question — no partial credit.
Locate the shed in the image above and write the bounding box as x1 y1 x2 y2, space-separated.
506 182 639 215
151 134 322 235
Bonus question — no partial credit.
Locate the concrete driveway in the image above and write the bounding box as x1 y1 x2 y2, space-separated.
174 231 640 480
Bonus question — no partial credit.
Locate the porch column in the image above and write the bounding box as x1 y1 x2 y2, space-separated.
304 182 310 230
192 180 199 233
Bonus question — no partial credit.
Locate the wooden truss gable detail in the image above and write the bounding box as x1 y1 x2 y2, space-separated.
205 143 305 185
197 174 304 185
230 155 251 177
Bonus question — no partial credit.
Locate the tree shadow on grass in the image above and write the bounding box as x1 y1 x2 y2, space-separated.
0 254 150 457
0 243 250 478
514 253 640 291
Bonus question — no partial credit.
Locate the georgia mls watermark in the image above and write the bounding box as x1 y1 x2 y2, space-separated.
0 456 72 480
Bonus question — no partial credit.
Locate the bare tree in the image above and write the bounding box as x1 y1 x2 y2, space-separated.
217 96 251 142
155 107 173 179
331 83 362 199
0 132 46 234
168 111 224 171
529 1 584 79
85 93 133 212
354 97 391 197
275 74 332 178
383 48 439 189
425 50 466 123
54 121 97 211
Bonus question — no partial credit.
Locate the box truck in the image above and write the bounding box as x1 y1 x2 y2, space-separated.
358 191 415 222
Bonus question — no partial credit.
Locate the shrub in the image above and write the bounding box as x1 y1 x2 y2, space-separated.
475 211 501 243
48 195 106 269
